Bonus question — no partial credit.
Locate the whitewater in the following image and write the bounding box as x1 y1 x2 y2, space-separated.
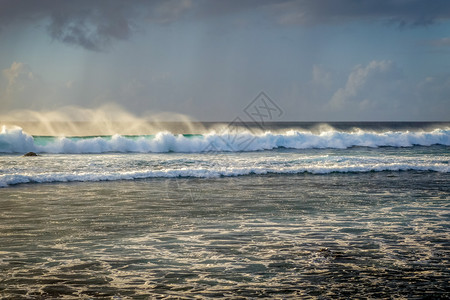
0 125 449 187
1 123 449 299
1 125 450 153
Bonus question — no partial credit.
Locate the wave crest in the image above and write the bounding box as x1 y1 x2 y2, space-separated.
1 126 449 154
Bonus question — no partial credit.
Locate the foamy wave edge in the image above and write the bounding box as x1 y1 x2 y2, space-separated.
1 164 448 187
1 126 449 153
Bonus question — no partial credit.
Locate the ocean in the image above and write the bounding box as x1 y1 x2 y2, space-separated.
0 122 449 298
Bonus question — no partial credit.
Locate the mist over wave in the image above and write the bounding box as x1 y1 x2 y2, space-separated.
0 105 201 136
0 126 449 154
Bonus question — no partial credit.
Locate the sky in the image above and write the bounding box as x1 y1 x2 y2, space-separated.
0 0 449 122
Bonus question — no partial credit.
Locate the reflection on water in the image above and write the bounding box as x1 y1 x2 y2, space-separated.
0 172 449 298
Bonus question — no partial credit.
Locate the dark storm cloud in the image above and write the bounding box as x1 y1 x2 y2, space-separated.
0 0 192 51
269 0 450 26
196 0 450 26
1 0 450 51
46 4 133 51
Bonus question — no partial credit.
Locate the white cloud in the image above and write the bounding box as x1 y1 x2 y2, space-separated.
329 60 402 110
324 60 450 120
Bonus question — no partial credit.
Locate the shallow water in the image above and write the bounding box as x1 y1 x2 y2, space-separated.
1 146 449 187
1 172 449 298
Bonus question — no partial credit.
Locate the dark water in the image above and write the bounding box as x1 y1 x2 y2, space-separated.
1 172 449 299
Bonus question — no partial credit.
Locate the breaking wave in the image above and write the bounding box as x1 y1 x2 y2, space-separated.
0 163 448 187
1 126 449 154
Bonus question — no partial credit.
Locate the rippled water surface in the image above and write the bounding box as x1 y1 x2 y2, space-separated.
1 172 449 298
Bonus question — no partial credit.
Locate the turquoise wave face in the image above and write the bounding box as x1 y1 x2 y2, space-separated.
1 126 449 154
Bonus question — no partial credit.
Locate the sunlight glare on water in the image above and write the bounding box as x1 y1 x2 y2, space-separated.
0 172 448 298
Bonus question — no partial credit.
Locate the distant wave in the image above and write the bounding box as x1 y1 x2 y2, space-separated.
1 126 449 154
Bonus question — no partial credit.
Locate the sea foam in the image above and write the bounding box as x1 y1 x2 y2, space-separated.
1 162 448 187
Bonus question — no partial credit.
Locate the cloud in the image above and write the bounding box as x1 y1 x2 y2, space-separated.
46 6 133 51
2 1 450 51
330 60 403 108
0 0 192 51
324 60 419 120
288 62 410 120
268 0 450 26
195 0 450 26
324 60 450 120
